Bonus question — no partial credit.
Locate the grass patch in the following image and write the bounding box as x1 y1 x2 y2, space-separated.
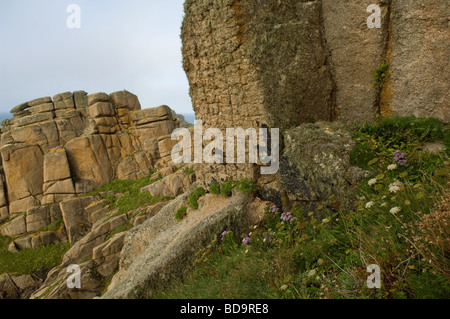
105 223 133 242
209 181 221 195
189 187 207 210
0 238 70 276
373 61 390 90
156 116 450 299
220 180 236 197
40 219 64 233
89 173 171 214
175 206 188 222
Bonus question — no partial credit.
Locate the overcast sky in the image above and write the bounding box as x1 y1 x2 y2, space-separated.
0 0 193 115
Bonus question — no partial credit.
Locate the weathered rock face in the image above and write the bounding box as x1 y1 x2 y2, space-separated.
321 0 390 124
381 0 450 122
280 122 369 215
182 0 449 130
0 90 191 299
182 0 334 132
102 186 269 299
0 91 182 220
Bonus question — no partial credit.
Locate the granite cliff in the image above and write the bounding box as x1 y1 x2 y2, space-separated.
0 0 448 299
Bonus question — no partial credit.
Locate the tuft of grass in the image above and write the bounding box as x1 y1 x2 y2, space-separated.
236 179 257 195
175 206 188 222
40 219 64 233
220 180 235 197
373 61 390 90
189 187 207 210
209 182 221 195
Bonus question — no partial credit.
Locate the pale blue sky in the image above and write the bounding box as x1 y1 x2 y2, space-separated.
0 0 192 114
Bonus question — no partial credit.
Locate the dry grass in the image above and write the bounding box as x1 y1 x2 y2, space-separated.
409 184 450 280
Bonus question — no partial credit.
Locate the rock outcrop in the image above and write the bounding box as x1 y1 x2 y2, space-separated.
182 0 449 129
280 122 369 215
181 0 448 208
0 90 179 217
0 90 193 299
1 0 448 300
102 187 269 299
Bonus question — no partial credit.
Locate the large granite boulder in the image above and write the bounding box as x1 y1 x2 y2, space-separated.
102 186 268 299
280 122 369 215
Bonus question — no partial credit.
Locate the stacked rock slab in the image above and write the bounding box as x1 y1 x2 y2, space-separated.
0 90 179 218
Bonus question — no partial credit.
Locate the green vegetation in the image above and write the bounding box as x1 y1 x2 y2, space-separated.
175 206 188 222
209 181 221 195
220 180 235 197
40 219 64 233
89 173 170 214
189 187 207 210
216 179 257 197
183 167 196 176
0 236 70 276
236 178 258 195
156 116 450 299
105 223 133 241
373 61 390 90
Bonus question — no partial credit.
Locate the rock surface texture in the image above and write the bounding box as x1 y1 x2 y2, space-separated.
182 0 449 128
0 91 191 299
1 0 448 300
0 91 179 217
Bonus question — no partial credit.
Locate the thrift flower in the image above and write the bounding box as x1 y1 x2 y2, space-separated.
221 231 228 240
393 150 410 167
243 236 251 246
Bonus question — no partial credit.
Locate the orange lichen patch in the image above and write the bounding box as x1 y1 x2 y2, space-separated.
49 147 65 154
231 0 246 46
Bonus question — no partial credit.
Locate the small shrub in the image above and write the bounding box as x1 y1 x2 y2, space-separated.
175 206 188 221
236 179 257 195
209 181 221 195
220 180 235 197
189 187 207 210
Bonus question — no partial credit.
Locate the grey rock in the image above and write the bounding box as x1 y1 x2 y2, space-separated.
102 185 267 299
10 102 29 114
280 122 366 215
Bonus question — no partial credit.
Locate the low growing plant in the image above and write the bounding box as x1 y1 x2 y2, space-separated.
189 187 207 210
175 206 188 221
209 182 221 195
